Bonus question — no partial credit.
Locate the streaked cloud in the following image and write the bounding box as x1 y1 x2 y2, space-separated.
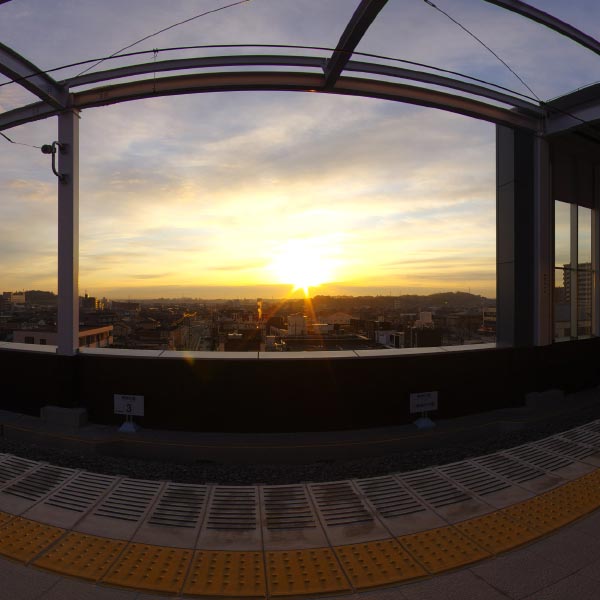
0 1 596 298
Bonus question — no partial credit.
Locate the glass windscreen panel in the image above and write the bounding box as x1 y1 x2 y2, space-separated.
577 268 593 338
578 206 592 266
577 206 593 338
555 200 571 269
77 94 496 352
553 266 571 342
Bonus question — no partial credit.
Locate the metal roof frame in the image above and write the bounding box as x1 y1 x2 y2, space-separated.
0 1 598 133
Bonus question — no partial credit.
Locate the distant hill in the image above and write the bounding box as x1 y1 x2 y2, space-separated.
310 292 494 312
412 291 494 308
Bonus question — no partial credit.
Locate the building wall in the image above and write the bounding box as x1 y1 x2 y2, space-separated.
13 326 113 348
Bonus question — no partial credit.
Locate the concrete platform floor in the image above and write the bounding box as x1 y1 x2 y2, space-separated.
2 507 600 599
2 409 600 598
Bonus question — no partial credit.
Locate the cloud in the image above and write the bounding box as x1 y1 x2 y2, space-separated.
130 272 173 280
13 0 600 297
209 262 267 271
3 93 497 296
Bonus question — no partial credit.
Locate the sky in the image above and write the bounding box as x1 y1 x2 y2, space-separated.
1 0 599 300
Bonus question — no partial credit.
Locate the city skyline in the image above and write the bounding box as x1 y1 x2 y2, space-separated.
1 1 599 299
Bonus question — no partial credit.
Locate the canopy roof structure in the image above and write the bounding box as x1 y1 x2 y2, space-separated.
0 0 599 136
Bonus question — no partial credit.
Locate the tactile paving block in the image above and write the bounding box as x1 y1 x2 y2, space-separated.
183 550 266 597
501 477 599 535
34 532 126 581
0 517 64 563
267 548 351 596
0 511 13 527
543 478 600 512
102 543 192 594
455 512 539 554
335 539 426 589
399 526 490 573
576 472 600 505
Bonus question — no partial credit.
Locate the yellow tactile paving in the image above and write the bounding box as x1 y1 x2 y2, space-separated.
0 511 14 528
335 538 426 589
501 477 599 535
500 498 570 536
182 550 266 598
399 525 490 573
575 469 600 488
1 464 600 596
102 542 192 594
546 475 600 510
0 517 64 563
267 548 351 597
455 512 539 554
34 532 126 581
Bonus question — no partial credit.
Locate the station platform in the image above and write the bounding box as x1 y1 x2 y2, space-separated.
1 411 600 598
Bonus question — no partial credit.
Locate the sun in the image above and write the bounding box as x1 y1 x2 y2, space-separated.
269 238 337 296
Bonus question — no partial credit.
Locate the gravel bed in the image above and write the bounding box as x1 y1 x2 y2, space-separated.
2 400 600 486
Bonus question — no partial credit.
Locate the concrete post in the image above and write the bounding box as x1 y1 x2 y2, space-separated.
496 125 535 347
533 136 552 345
57 110 80 355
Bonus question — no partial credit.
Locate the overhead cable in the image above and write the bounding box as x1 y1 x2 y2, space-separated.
422 0 541 101
0 131 41 149
0 43 539 104
75 0 253 77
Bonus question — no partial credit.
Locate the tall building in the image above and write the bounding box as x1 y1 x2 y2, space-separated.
563 263 593 306
287 313 307 336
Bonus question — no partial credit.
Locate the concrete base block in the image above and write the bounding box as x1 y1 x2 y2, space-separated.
525 389 565 410
40 405 88 428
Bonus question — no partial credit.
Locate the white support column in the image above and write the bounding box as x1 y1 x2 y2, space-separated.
533 135 552 345
57 109 80 356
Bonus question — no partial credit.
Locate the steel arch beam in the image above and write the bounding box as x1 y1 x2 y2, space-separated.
324 0 388 87
483 0 600 57
345 60 542 115
330 75 538 130
0 101 57 130
65 55 327 88
64 55 541 116
71 72 539 130
0 42 68 108
0 71 540 133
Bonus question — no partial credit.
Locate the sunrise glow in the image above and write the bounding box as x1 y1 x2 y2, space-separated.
269 238 340 297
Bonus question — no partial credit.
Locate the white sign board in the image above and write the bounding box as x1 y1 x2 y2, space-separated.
114 394 145 417
410 391 438 413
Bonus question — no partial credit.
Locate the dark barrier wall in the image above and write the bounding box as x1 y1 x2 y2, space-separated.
0 341 599 432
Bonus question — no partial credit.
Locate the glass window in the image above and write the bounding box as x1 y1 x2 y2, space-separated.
555 200 571 269
578 275 592 338
578 206 592 267
554 202 596 342
577 207 593 338
553 267 570 341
